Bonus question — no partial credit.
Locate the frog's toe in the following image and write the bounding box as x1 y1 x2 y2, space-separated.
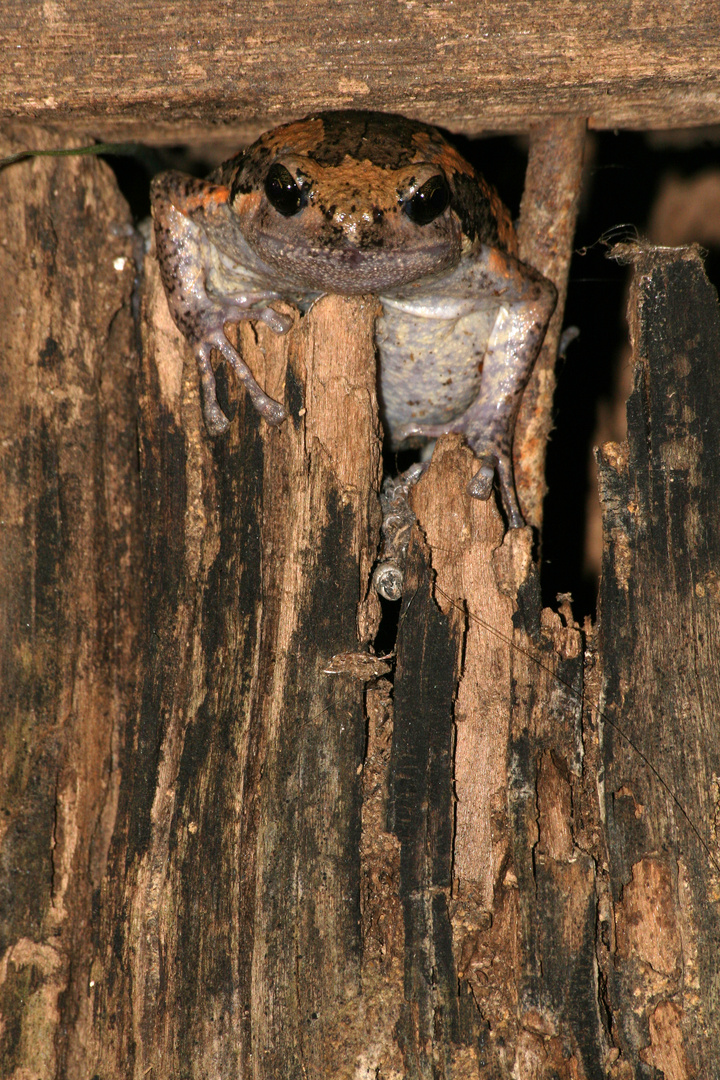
195 341 231 435
203 399 231 436
468 462 495 501
259 397 287 425
467 444 524 528
212 333 287 426
258 306 293 335
491 453 523 528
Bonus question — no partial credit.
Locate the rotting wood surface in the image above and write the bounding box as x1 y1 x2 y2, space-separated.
595 247 720 1075
2 130 720 1079
0 127 143 1079
92 263 385 1077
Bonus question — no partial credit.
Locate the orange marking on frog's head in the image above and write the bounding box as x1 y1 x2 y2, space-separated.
184 185 231 213
230 189 262 216
256 117 326 158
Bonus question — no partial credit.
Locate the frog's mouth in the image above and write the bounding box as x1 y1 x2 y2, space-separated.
246 230 460 295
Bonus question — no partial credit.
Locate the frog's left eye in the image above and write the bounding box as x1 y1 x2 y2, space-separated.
403 175 450 226
264 164 305 217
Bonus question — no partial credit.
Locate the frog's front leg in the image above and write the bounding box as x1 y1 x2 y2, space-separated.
384 247 557 528
151 172 289 434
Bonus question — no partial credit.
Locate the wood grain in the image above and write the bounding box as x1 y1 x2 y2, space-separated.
0 129 142 1077
1 0 719 142
515 118 586 530
4 118 720 1077
86 283 387 1078
596 247 720 1074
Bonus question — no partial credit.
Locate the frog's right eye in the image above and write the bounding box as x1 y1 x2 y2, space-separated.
264 164 305 217
403 174 450 226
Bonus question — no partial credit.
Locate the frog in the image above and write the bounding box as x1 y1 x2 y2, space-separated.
150 110 557 538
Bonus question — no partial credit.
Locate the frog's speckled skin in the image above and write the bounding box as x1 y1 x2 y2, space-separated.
151 110 556 526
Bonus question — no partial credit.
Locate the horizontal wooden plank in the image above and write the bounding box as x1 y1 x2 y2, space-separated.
1 0 719 142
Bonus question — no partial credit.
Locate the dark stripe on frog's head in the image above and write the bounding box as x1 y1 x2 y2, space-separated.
450 172 500 248
305 111 442 169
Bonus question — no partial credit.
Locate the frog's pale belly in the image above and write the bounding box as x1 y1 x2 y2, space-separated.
375 301 499 446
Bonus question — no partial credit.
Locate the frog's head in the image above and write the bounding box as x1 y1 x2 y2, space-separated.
222 111 480 293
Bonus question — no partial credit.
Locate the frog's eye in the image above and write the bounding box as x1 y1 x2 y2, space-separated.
264 164 305 217
403 175 450 226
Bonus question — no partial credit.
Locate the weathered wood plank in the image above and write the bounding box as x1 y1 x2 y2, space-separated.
1 0 719 140
0 128 142 1078
5 113 720 1080
84 281 385 1078
596 247 720 1075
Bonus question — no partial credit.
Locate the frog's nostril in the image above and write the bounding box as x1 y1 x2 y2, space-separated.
331 205 376 233
335 210 382 248
335 216 362 244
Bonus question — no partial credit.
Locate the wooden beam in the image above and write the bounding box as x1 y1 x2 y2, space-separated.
1 0 719 143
